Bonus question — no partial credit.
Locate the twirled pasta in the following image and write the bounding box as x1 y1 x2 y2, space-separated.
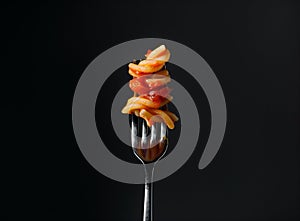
121 45 178 129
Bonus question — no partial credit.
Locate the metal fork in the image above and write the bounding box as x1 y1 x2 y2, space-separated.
129 114 168 221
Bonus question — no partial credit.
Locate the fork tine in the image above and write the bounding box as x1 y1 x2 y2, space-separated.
160 122 167 141
131 118 139 148
150 124 156 149
155 122 161 144
141 120 149 150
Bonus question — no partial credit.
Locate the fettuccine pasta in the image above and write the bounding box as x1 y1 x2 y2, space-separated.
121 45 178 129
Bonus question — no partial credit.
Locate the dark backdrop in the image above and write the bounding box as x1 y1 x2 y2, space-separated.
2 1 299 220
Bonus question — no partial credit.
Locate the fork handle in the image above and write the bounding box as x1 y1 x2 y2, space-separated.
143 165 154 221
143 182 152 221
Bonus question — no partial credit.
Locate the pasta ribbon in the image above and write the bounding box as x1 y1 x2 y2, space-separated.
122 45 179 129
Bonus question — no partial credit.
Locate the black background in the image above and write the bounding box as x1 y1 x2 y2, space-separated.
2 1 299 220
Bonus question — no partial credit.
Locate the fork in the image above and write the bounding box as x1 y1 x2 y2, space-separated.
129 113 168 221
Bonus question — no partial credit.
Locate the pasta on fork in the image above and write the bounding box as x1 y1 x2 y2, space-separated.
121 45 178 129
